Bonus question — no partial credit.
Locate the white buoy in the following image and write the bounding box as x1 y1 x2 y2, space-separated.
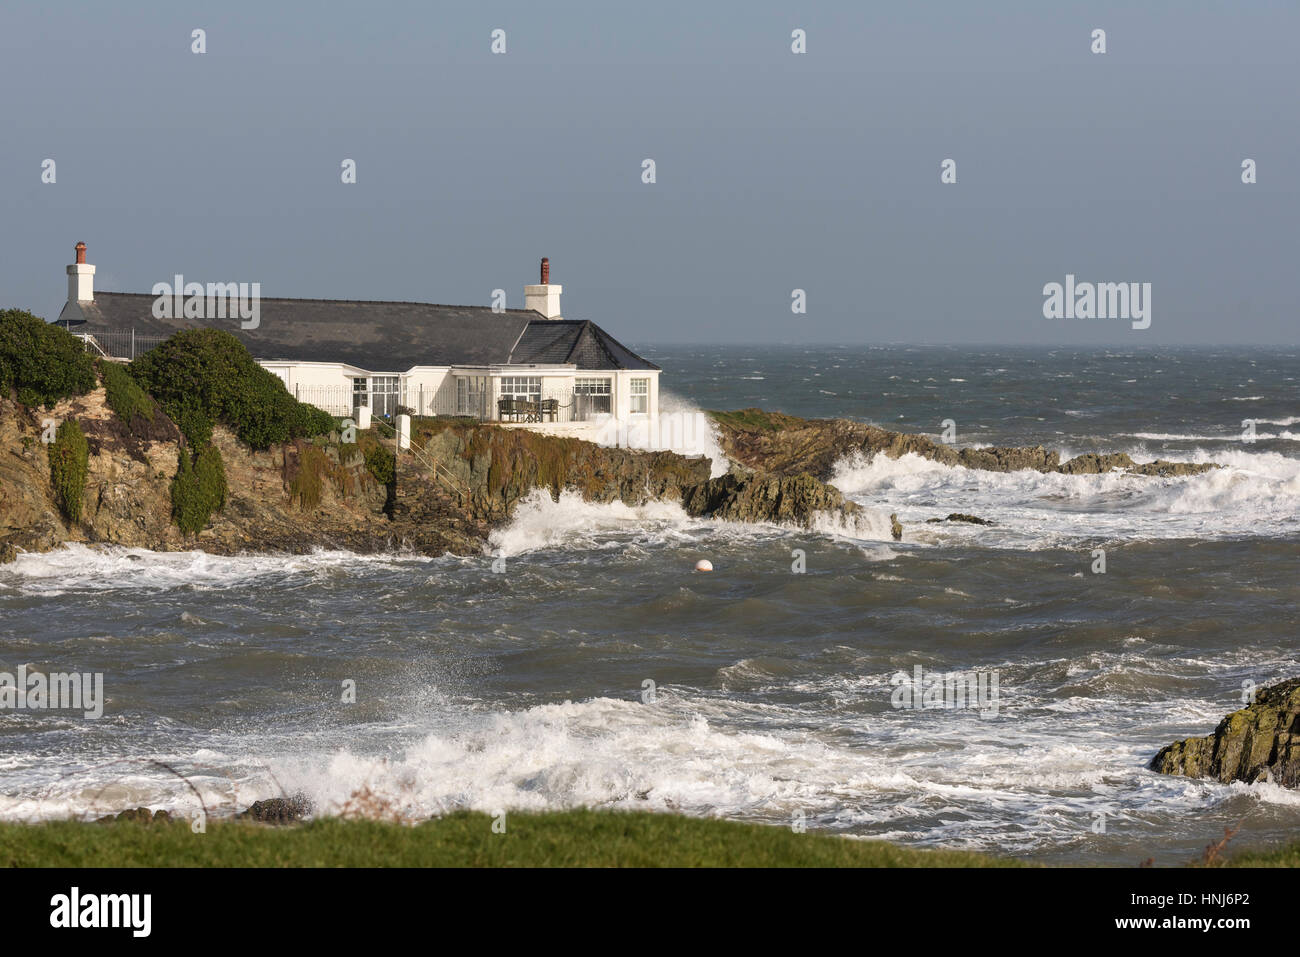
694 559 713 572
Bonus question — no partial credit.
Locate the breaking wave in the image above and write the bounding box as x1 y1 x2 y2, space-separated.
829 449 1300 545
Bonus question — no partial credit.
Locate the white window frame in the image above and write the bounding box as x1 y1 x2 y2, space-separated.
575 377 612 416
629 377 649 415
370 375 400 417
499 376 541 402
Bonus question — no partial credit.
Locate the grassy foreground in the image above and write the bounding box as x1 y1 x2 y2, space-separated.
3 810 1295 867
0 810 1019 868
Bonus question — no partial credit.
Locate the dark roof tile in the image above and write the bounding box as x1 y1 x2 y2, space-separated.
63 292 657 371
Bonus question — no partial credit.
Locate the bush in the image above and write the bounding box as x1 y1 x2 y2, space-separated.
0 309 96 408
171 444 227 534
98 360 155 429
129 329 335 450
48 419 89 524
172 396 214 449
364 443 395 487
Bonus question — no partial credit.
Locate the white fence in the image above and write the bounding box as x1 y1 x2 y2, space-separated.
290 385 613 424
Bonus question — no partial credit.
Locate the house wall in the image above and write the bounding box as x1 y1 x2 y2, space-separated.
614 370 659 427
401 368 453 416
259 360 660 427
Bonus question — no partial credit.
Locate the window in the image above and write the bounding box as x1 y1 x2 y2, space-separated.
629 377 649 414
499 376 541 402
457 376 488 417
352 377 369 411
574 377 612 418
371 375 399 417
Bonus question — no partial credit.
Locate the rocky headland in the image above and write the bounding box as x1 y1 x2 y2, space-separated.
0 394 1224 563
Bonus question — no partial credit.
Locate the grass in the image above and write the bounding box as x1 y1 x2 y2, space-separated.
0 810 1020 868
707 408 807 432
2 810 1294 867
1212 841 1300 868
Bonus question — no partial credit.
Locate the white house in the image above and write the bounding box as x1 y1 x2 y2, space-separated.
54 244 661 439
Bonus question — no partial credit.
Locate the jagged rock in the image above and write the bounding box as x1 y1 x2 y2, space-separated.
1130 460 1220 478
1057 453 1135 474
680 470 861 528
238 795 312 824
926 513 994 525
957 446 1060 472
1149 678 1300 787
708 408 1218 483
890 513 903 541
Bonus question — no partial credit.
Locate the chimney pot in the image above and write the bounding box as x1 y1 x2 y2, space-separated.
75 241 86 265
540 257 549 285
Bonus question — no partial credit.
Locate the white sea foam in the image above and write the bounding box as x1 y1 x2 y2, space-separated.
487 490 700 557
0 682 1248 853
0 544 428 596
829 449 1300 545
645 390 730 478
1128 431 1300 442
488 488 898 557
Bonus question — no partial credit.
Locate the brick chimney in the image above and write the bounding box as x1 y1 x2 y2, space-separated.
524 256 562 319
67 241 95 301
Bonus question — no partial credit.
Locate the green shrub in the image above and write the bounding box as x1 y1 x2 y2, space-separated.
171 444 227 534
364 443 395 487
98 360 155 428
0 309 96 408
172 396 214 449
129 329 334 450
48 419 89 524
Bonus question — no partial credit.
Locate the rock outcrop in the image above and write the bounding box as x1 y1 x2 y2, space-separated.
926 513 994 525
1149 679 1300 787
709 408 1218 482
238 795 312 824
680 470 859 526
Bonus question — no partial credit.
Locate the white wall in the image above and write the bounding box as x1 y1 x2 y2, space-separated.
257 359 660 426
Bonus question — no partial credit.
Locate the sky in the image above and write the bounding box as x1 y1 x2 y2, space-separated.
1 0 1297 346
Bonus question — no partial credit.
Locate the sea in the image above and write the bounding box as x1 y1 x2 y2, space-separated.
1 345 1297 865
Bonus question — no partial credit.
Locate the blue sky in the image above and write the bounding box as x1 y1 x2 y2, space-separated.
2 0 1297 344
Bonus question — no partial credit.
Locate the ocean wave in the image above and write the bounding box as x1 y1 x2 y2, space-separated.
829 450 1300 544
0 544 430 596
488 488 899 558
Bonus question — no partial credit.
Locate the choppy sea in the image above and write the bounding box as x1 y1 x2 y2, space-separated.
2 345 1297 865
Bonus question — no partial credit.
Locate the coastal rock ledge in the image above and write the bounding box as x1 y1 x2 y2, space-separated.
1149 678 1300 788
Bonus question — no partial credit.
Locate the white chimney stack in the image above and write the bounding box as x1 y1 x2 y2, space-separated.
67 241 94 302
524 256 562 319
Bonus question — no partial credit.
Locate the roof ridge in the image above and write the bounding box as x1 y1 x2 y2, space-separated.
94 291 537 313
562 319 594 364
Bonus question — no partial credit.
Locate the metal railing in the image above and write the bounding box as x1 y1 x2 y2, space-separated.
289 384 614 424
75 331 167 361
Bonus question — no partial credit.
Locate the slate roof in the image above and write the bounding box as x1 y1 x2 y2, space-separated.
59 292 659 372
